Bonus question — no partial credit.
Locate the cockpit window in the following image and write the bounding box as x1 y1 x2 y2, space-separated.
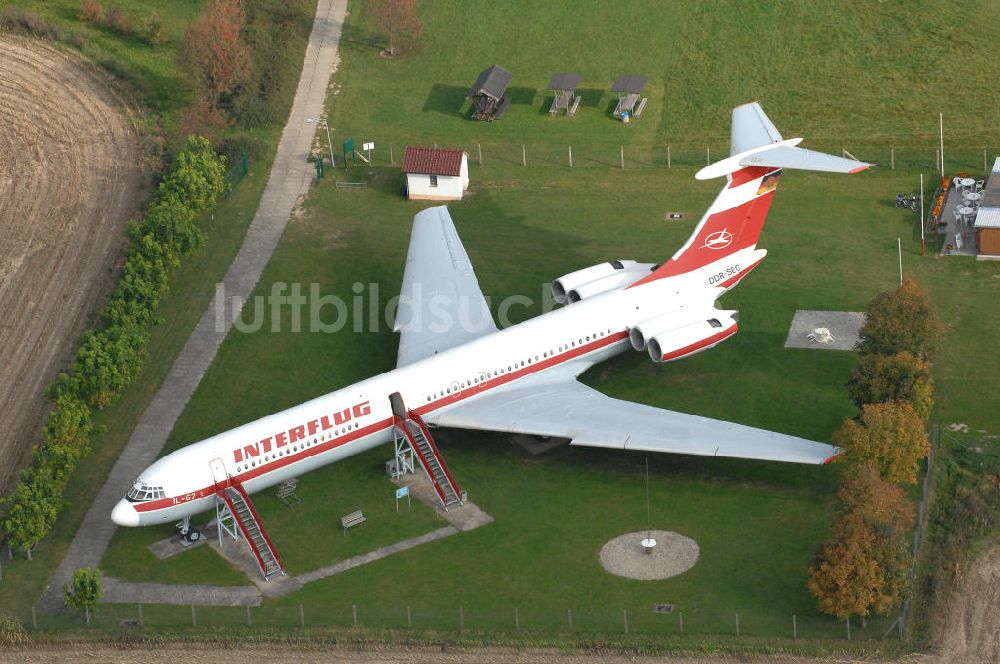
125 481 164 502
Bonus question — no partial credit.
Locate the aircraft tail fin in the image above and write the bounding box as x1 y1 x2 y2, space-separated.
629 102 871 288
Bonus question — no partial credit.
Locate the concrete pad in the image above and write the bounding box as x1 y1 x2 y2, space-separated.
392 470 494 532
784 310 865 351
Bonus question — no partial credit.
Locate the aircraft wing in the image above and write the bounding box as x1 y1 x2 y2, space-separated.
427 376 839 465
395 206 498 367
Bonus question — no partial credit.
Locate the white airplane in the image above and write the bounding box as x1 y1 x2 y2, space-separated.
112 103 870 577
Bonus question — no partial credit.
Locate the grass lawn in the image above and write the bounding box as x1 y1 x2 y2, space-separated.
13 0 1000 644
11 0 202 117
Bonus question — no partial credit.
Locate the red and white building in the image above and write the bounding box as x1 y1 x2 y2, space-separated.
403 146 469 201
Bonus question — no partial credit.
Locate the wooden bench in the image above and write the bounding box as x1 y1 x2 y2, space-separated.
568 95 582 116
634 97 648 117
341 510 366 534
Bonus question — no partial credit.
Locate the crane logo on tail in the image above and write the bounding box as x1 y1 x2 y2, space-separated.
702 229 734 250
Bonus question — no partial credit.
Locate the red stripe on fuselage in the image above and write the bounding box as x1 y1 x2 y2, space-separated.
134 329 631 514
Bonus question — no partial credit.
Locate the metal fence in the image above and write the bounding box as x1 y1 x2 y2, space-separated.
345 140 995 175
19 600 901 642
223 152 250 196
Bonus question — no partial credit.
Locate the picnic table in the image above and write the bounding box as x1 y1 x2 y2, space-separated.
610 75 648 120
546 72 582 116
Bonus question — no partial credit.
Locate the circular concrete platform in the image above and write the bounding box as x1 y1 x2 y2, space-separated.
599 530 699 580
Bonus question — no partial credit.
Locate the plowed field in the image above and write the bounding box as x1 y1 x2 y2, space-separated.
0 37 141 490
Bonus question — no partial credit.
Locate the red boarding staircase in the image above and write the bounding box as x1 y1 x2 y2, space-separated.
216 478 283 580
390 393 463 510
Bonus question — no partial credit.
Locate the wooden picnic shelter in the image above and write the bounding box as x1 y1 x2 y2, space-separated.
467 65 513 121
610 75 648 120
546 72 582 116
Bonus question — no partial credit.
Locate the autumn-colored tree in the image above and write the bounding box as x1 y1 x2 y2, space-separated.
847 351 934 420
808 467 915 624
363 0 422 56
856 276 945 361
78 0 102 23
808 513 882 623
181 0 251 111
833 402 930 484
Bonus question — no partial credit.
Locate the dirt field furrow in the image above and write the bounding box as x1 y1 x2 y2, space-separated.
0 37 142 491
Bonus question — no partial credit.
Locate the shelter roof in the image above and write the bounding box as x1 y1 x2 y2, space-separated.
547 72 581 91
610 75 647 94
402 146 465 176
467 65 512 100
974 208 1000 228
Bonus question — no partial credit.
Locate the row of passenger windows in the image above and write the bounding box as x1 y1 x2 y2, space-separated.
423 328 614 402
234 421 361 474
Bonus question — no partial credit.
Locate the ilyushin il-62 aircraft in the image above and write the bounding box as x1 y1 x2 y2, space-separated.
112 103 870 578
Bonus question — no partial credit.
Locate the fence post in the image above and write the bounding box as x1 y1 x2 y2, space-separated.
522 144 526 167
138 603 143 627
620 145 624 170
935 148 940 173
515 606 520 630
191 604 196 627
667 145 671 168
389 144 393 165
679 611 683 635
568 145 573 168
706 147 710 165
300 603 305 629
736 612 740 636
478 143 482 166
623 608 628 635
891 147 895 171
85 607 91 627
247 604 252 627
31 605 37 630
567 608 572 630
792 614 797 640
352 603 358 626
846 618 851 640
459 605 464 630
407 605 412 629
985 149 989 172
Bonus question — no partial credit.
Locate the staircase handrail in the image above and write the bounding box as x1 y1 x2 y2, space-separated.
218 489 268 575
409 410 462 499
395 415 448 504
230 479 284 569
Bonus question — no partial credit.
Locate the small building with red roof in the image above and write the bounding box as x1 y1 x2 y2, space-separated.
402 146 469 201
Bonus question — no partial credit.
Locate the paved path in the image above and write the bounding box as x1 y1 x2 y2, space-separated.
296 527 459 586
101 577 262 606
41 0 348 610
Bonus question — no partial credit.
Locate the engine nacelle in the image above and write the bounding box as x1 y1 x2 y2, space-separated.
644 311 738 363
553 260 656 304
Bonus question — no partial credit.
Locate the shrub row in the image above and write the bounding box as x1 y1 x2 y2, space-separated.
1 137 226 560
0 6 85 48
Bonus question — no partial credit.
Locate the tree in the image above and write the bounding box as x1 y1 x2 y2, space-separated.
808 467 915 623
363 0 422 56
43 394 93 449
0 468 60 560
808 513 882 623
181 0 251 112
833 402 930 484
63 567 102 625
158 137 227 214
857 276 945 361
847 351 934 420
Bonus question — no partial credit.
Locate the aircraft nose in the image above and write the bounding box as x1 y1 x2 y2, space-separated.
111 499 140 527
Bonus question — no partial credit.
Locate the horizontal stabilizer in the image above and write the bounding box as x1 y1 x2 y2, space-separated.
741 145 872 174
